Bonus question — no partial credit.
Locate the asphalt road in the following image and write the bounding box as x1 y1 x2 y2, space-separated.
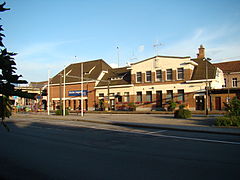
0 118 240 180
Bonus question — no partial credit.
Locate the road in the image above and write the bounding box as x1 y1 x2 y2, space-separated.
0 117 240 180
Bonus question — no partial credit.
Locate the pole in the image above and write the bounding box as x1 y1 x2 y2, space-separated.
59 74 62 116
107 80 110 111
205 58 208 116
63 66 66 116
81 62 84 117
117 47 119 68
47 70 50 115
227 72 230 103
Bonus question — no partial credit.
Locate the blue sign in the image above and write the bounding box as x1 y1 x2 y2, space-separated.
68 90 88 96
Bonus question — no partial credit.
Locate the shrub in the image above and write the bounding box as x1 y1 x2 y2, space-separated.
215 116 240 127
174 108 192 119
55 109 69 115
167 101 177 111
223 96 240 117
128 102 136 111
215 97 240 127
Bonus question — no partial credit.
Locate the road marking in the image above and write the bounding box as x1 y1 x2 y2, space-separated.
12 120 240 146
144 130 168 134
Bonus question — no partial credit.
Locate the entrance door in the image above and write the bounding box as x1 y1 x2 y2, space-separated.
215 97 221 110
156 91 162 108
196 96 205 110
85 99 88 111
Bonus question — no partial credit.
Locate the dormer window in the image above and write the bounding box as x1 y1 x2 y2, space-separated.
177 68 184 80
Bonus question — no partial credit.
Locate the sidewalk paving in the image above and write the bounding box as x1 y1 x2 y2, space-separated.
11 112 240 136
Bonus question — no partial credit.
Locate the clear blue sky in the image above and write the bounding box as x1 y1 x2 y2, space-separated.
1 0 240 82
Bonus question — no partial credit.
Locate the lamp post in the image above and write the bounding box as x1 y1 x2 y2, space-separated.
204 57 211 116
47 70 50 115
81 62 84 117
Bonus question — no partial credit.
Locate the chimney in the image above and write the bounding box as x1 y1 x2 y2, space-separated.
197 44 205 59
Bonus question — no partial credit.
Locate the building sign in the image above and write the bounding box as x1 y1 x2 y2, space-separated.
68 90 88 96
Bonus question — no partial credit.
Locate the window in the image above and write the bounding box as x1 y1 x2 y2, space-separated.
99 93 104 97
232 78 238 87
177 90 184 102
136 92 142 102
222 78 226 88
146 71 152 82
156 70 162 82
177 68 184 80
146 91 152 102
166 90 173 101
136 72 142 83
124 92 130 102
117 92 122 102
166 69 172 81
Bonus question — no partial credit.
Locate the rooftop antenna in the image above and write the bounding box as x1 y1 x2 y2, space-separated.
153 40 163 56
117 46 120 68
129 50 137 62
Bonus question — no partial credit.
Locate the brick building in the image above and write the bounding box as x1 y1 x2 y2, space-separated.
95 45 224 111
48 45 227 112
210 60 240 110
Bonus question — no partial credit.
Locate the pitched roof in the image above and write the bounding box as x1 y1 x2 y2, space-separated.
213 60 240 73
130 55 191 65
97 67 131 87
50 59 112 84
191 58 217 80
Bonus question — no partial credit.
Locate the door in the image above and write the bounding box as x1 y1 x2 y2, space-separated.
156 91 162 108
196 96 205 110
215 97 221 110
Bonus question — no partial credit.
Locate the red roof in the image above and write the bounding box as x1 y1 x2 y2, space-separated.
213 60 240 73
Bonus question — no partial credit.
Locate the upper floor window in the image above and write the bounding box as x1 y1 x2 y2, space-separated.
136 72 142 83
232 78 238 87
222 78 226 88
146 71 152 82
166 69 172 81
156 70 162 82
177 68 184 80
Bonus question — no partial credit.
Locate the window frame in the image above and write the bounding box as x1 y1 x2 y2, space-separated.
146 71 152 82
232 78 238 87
166 69 173 81
156 70 162 82
177 68 184 80
136 72 142 83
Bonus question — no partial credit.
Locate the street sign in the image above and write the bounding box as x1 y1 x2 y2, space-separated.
68 90 88 96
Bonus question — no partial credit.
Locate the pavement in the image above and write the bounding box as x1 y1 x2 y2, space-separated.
10 112 240 135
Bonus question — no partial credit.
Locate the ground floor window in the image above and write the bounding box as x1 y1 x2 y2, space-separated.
177 89 184 103
146 91 152 103
166 90 173 101
136 92 142 103
124 92 130 103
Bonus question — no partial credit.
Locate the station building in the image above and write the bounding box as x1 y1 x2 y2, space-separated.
48 45 230 112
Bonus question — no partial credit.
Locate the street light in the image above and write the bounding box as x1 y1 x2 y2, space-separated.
204 57 211 116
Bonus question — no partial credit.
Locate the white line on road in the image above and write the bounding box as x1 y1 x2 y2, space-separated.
13 120 240 146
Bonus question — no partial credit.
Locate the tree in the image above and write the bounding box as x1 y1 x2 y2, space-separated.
0 2 34 130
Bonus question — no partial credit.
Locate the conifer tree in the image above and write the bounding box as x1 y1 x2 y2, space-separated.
0 2 34 130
